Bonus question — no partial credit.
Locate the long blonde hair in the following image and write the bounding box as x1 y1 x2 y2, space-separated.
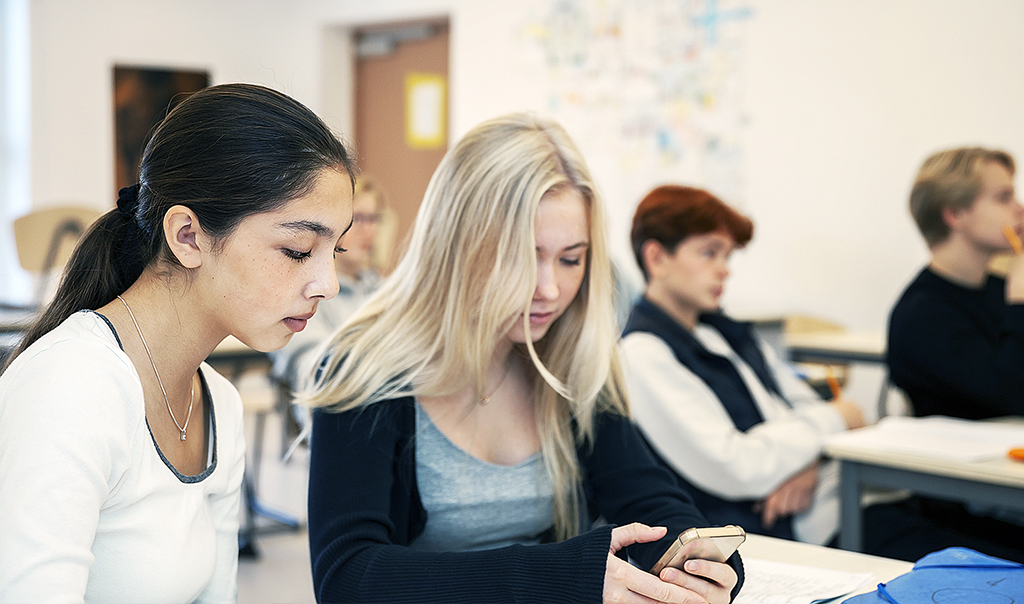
300 112 628 541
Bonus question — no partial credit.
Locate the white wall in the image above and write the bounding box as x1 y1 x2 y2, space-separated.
21 0 1024 333
29 0 333 208
734 0 1024 329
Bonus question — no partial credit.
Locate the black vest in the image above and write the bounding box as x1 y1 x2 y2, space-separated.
622 298 794 539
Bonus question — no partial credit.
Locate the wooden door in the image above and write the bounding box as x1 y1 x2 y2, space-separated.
354 19 449 272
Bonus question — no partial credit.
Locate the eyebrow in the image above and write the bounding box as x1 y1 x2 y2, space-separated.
561 242 590 252
277 220 334 237
702 240 734 252
278 218 354 240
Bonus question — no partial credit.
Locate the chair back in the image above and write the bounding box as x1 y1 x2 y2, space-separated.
13 205 101 303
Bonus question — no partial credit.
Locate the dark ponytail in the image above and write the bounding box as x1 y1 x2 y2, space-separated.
5 83 357 370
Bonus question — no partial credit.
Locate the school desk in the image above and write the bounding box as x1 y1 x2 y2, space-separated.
823 417 1024 552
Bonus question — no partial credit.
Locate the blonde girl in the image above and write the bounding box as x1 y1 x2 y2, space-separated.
303 113 741 604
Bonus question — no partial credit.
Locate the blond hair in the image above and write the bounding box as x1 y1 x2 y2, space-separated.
300 113 628 540
352 174 396 271
910 147 1016 247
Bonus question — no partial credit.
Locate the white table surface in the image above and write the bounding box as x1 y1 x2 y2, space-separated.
825 438 1024 489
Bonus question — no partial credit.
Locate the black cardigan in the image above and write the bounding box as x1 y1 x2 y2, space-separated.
307 396 744 603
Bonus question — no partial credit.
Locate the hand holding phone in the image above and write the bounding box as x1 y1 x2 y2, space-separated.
650 525 746 575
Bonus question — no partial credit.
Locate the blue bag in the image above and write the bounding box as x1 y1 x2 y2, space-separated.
844 547 1023 604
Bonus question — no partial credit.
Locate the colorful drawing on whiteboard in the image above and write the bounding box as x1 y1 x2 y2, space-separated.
517 0 753 210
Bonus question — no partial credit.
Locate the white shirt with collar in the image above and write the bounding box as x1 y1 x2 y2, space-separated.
621 322 847 544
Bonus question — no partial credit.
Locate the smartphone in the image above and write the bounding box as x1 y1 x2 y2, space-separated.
649 525 746 575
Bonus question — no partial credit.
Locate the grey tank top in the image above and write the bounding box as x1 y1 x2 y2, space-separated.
408 401 555 552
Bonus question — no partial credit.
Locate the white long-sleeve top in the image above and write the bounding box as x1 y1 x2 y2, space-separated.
621 323 847 544
0 311 246 603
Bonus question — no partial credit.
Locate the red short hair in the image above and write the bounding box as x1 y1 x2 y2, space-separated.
631 185 753 280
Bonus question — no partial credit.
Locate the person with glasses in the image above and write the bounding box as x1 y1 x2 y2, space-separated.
271 175 391 385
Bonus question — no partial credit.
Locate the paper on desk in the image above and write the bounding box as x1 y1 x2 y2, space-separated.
825 416 1024 462
733 558 872 604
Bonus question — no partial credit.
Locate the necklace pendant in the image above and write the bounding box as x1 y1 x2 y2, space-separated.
180 430 187 441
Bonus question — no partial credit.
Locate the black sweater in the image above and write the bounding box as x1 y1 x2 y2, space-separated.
887 267 1024 419
307 397 744 603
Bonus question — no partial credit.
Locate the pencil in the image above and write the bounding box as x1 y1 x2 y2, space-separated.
1003 224 1023 255
825 366 842 401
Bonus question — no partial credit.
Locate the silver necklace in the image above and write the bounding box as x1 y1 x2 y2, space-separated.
117 295 194 441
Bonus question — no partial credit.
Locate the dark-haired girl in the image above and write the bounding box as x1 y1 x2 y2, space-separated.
0 83 356 602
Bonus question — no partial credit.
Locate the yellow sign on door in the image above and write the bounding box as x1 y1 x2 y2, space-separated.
405 73 446 149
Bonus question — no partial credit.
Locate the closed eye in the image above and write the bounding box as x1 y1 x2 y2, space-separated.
282 248 312 262
560 257 583 267
334 247 348 256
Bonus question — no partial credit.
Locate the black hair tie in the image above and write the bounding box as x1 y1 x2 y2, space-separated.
116 183 141 220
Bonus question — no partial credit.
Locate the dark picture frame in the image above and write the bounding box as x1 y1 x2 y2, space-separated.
113 66 209 194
